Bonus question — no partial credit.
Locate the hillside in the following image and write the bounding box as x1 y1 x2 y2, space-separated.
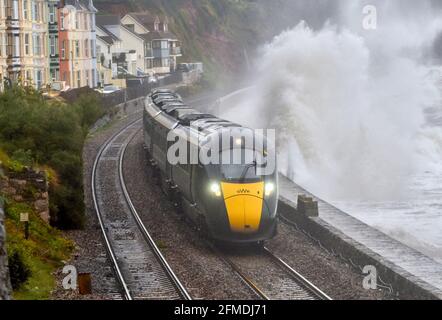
93 0 334 83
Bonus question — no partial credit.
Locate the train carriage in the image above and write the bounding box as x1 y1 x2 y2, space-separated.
143 89 278 244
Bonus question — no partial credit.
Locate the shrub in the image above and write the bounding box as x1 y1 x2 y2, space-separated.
11 149 33 167
8 251 31 290
0 86 105 229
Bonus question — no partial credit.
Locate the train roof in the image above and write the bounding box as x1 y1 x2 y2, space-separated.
152 92 182 101
148 90 270 150
151 88 174 95
154 96 183 103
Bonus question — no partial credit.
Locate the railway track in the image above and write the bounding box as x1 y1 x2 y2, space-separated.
91 110 329 300
92 119 191 300
210 243 332 300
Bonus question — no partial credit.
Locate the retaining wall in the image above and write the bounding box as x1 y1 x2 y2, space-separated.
279 195 442 300
0 168 50 223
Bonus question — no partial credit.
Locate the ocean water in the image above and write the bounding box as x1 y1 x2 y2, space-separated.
331 172 442 264
217 1 442 264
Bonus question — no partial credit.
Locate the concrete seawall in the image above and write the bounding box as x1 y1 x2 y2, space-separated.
0 197 12 300
279 175 442 300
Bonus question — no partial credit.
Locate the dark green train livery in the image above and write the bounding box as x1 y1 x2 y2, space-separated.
143 89 278 244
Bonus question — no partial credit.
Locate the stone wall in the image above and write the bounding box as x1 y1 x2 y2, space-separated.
0 198 12 300
0 167 50 223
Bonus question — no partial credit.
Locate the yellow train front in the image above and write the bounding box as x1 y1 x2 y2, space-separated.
143 89 278 244
192 131 279 244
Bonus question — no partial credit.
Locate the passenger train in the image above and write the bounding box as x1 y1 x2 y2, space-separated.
143 89 278 244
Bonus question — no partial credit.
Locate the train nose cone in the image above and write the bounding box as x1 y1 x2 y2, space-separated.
221 182 264 234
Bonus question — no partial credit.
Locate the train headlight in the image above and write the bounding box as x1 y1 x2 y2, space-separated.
209 182 222 197
265 182 275 196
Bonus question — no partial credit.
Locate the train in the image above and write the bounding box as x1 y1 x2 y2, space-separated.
143 88 278 244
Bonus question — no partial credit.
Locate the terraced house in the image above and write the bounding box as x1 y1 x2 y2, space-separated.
58 0 97 89
0 0 50 89
47 0 59 82
0 1 7 89
121 12 182 75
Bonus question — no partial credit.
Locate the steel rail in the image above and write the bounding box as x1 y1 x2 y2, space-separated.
263 247 332 300
119 127 192 300
91 118 141 300
206 243 270 300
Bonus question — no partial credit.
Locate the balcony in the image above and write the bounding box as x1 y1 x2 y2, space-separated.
170 47 182 56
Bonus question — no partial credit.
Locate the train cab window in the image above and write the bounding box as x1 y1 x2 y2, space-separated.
220 149 262 182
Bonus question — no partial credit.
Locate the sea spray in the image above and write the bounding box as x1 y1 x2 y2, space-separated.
220 4 442 201
219 0 442 262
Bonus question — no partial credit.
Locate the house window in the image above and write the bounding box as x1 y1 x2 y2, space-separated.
35 70 42 89
6 34 13 56
152 41 160 49
50 69 59 82
61 40 66 59
75 13 79 29
60 13 64 30
23 0 28 20
3 34 7 57
84 39 89 57
33 34 41 55
39 1 43 22
91 69 95 87
49 4 55 23
5 0 13 19
75 40 80 57
77 70 81 87
24 34 30 55
50 35 57 56
0 34 3 57
85 70 89 87
145 42 152 56
32 0 38 21
91 39 95 57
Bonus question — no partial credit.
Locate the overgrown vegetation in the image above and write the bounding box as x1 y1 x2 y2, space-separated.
8 251 31 290
0 85 105 229
4 199 74 299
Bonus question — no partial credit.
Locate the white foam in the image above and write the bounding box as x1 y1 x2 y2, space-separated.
219 1 442 263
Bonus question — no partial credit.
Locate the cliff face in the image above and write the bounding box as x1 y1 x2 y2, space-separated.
94 0 334 80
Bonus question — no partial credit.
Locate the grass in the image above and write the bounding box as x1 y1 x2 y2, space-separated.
4 199 74 300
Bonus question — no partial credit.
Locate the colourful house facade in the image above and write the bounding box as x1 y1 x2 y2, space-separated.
58 0 97 88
